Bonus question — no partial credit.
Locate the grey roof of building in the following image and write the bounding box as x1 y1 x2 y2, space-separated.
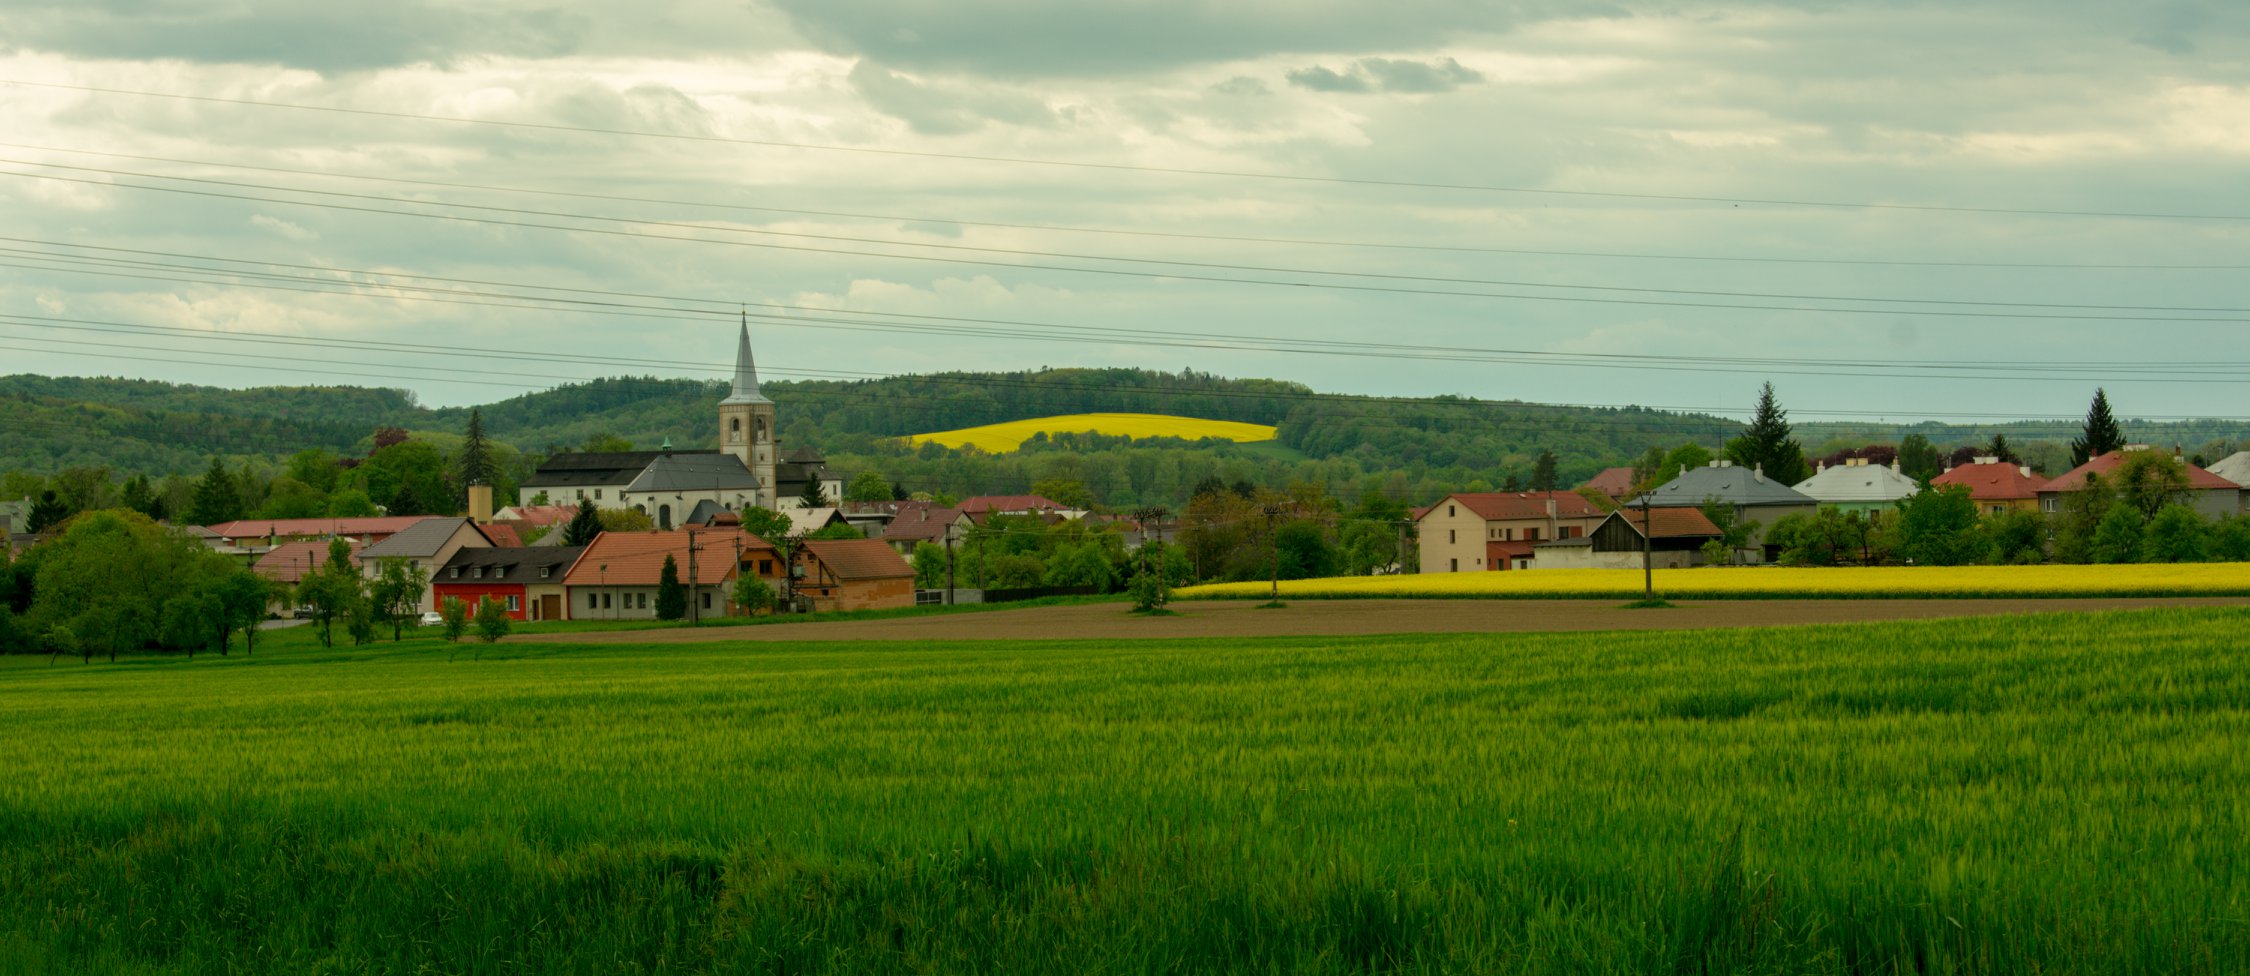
624 453 760 492
359 517 482 559
523 451 672 488
1643 462 1817 507
437 545 585 577
1794 462 1921 504
2209 451 2250 487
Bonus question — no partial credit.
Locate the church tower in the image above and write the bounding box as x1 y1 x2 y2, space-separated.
718 319 777 505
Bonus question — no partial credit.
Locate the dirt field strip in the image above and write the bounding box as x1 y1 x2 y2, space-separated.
514 597 2247 643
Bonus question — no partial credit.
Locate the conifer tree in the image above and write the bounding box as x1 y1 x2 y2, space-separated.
655 554 687 620
798 478 829 508
1530 450 1559 492
458 408 495 501
1986 433 2018 465
2070 388 2124 467
188 457 242 526
1722 383 1810 485
563 499 603 547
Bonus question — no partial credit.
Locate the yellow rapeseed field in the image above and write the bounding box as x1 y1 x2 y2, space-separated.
912 412 1278 453
1181 563 2250 600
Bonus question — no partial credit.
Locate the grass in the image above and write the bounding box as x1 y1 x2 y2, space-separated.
1183 562 2250 600
909 412 1278 453
496 591 1125 636
3 609 2248 973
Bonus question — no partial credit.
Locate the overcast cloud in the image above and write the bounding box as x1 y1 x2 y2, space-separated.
1 0 2247 428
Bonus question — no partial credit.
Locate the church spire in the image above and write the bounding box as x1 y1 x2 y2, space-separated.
721 313 771 405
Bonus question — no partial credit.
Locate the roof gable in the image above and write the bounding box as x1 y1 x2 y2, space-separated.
358 518 485 559
2038 450 2241 493
802 538 914 580
561 528 773 586
1794 461 1921 503
1423 491 1607 522
1931 461 2049 500
1644 463 1816 507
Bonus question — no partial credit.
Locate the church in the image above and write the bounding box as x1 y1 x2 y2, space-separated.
521 324 842 529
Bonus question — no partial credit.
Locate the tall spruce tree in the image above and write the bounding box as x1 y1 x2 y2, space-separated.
458 408 496 501
1986 433 2018 465
562 499 603 547
1723 382 1810 485
655 554 687 621
2070 388 2124 467
798 478 829 508
188 457 242 526
1530 450 1559 492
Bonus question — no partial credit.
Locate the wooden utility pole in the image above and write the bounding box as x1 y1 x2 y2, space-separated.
943 521 957 605
685 528 702 625
1640 491 1654 601
1263 503 1284 602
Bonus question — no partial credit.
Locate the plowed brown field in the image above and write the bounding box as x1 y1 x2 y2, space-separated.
519 597 2245 643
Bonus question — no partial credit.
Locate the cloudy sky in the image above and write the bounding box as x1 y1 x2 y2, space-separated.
2 1 2247 427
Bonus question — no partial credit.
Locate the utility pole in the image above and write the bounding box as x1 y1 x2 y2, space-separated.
730 535 743 617
943 521 957 605
1640 491 1653 601
1263 503 1284 603
686 527 701 625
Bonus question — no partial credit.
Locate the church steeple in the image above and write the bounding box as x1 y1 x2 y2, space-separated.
721 315 771 405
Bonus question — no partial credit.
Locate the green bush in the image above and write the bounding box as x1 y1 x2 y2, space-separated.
1128 570 1172 612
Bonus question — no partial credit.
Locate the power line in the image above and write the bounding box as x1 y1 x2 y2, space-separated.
8 142 2242 272
8 78 2247 223
8 160 2249 318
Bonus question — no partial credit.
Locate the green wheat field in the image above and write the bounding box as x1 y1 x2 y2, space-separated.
2 609 2246 974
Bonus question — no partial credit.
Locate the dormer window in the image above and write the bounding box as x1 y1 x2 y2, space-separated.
449 568 459 578
473 567 484 579
494 567 506 579
540 567 551 578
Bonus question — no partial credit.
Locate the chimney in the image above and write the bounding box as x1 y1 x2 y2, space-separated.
1545 497 1557 519
468 484 494 524
1817 460 1827 472
1891 458 1902 472
2020 465 2033 478
1973 456 1998 465
1753 462 1765 483
1679 464 1688 478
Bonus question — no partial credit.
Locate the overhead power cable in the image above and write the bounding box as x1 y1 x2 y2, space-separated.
9 159 2250 314
6 167 2250 326
7 78 2247 223
7 142 2242 271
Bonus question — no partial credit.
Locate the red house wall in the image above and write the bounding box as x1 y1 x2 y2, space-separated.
431 582 529 620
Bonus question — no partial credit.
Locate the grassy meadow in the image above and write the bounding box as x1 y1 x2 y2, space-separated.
1 609 2247 973
1184 562 2250 600
910 412 1279 453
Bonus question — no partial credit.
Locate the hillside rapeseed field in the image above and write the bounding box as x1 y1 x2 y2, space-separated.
1 609 2246 972
1183 562 2250 599
912 412 1277 453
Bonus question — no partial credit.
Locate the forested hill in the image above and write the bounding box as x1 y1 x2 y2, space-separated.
7 371 2249 499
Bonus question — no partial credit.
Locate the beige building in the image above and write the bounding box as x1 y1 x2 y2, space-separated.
1416 492 1609 573
356 518 497 613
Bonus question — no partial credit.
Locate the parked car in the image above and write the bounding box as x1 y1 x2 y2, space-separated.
291 606 317 619
418 611 445 627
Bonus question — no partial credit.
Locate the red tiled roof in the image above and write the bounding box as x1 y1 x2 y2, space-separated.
955 494 1066 514
205 516 427 540
2037 450 2241 494
1616 506 1722 539
1579 467 1636 497
881 507 961 544
561 528 774 587
801 538 914 581
1931 462 2050 501
495 505 578 528
475 523 524 547
1486 540 1536 565
253 539 362 584
1424 492 1608 522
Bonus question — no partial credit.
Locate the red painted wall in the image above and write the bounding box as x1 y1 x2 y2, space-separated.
431 582 529 620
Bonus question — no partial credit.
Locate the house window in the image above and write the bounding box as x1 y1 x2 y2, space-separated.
449 568 459 578
473 567 484 579
701 593 712 610
2042 497 2057 513
1448 505 1456 517
495 568 506 579
595 489 603 500
759 559 773 574
588 593 599 610
1504 528 1514 541
1527 527 1541 542
602 593 611 609
576 490 585 501
1450 558 1458 571
637 593 648 609
1448 529 1456 544
540 567 551 578
507 595 521 611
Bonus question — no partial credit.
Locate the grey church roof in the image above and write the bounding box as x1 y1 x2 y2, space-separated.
1643 461 1817 508
2209 451 2250 487
624 453 760 493
523 451 671 488
719 321 771 406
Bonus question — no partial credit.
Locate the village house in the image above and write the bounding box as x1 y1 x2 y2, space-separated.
1577 466 1637 501
2207 451 2250 489
1793 457 1919 516
252 539 364 611
355 517 500 613
1930 457 2049 516
1639 460 1818 563
879 504 963 556
432 546 586 622
1532 506 1724 569
792 538 916 612
201 515 430 552
559 527 778 621
2036 447 2246 519
1415 491 1609 573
